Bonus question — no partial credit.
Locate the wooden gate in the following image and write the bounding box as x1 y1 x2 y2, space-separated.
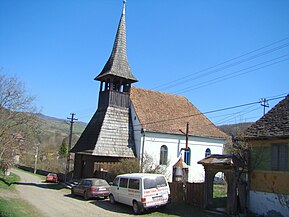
169 182 205 208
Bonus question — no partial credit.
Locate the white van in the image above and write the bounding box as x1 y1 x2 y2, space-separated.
109 173 171 214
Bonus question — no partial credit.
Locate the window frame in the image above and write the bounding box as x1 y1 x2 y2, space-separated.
205 148 211 157
119 178 129 188
159 145 168 165
184 147 191 165
128 179 140 190
271 144 288 171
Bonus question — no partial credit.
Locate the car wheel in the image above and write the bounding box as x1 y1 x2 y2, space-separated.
109 194 115 204
133 201 143 214
71 188 75 195
84 191 90 200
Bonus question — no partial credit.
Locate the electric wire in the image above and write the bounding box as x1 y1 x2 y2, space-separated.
152 36 289 91
174 54 289 94
133 95 287 128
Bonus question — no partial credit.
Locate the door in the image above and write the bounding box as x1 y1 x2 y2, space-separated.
118 178 129 205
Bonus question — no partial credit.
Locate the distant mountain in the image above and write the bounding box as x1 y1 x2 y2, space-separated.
35 113 86 149
37 113 87 126
218 122 253 137
18 113 87 173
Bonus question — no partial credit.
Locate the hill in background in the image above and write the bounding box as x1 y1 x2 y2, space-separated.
218 122 253 137
20 113 86 173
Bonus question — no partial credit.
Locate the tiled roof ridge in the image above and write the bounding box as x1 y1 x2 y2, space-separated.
131 86 189 100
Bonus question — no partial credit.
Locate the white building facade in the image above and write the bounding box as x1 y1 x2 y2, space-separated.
130 87 227 182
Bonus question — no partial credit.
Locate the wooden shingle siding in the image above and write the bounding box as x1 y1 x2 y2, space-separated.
71 106 135 158
94 7 137 83
92 106 135 157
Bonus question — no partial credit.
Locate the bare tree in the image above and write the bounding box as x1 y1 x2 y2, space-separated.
0 73 39 174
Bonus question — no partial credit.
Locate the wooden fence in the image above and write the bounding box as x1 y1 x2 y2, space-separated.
169 182 205 208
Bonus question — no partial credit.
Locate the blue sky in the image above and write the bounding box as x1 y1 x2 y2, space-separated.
1 0 289 125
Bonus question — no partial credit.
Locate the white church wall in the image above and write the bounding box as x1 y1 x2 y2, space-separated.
130 104 225 182
130 104 142 158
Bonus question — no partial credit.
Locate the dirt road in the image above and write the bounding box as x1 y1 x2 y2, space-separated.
10 169 137 217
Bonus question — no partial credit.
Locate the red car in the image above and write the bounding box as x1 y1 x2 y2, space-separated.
46 173 58 183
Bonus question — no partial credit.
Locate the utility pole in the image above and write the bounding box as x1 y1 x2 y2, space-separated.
260 98 269 115
65 113 78 182
179 122 189 151
34 143 39 174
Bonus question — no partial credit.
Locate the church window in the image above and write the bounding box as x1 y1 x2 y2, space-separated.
184 147 191 165
205 148 211 157
160 145 168 165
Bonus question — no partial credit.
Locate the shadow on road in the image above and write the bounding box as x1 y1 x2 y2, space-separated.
10 181 67 190
0 177 12 186
91 200 134 215
65 193 134 215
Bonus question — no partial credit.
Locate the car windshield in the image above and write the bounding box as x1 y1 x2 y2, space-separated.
93 179 109 186
144 176 167 189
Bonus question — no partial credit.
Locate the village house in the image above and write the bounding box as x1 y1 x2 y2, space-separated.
244 95 289 217
71 1 227 182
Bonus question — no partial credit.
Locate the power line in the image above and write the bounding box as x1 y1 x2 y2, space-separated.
135 95 287 128
215 106 260 125
152 36 289 91
174 54 289 94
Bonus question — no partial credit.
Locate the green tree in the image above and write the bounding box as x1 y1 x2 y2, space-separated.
110 158 139 177
58 139 68 158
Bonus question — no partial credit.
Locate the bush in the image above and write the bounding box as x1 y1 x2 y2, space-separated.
110 158 139 177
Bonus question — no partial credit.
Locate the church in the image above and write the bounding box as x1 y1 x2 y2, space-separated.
71 1 227 182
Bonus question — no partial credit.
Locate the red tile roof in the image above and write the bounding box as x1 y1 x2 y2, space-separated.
130 87 227 139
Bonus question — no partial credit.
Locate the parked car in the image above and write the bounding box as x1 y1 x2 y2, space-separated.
46 173 58 183
71 178 110 200
109 173 171 214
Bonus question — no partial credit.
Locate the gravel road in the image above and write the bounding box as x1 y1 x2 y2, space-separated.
11 169 138 217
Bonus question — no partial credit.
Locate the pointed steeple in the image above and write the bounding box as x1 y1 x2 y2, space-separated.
95 0 137 83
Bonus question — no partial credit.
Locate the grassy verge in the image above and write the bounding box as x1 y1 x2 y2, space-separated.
0 198 41 217
0 171 20 190
0 170 42 217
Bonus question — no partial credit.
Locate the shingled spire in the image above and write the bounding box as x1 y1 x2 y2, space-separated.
95 0 137 82
71 1 136 179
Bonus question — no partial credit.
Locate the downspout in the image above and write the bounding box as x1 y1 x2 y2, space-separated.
140 128 145 172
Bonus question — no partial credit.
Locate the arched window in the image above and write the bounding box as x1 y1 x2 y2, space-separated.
184 148 191 165
159 145 168 165
205 148 211 157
